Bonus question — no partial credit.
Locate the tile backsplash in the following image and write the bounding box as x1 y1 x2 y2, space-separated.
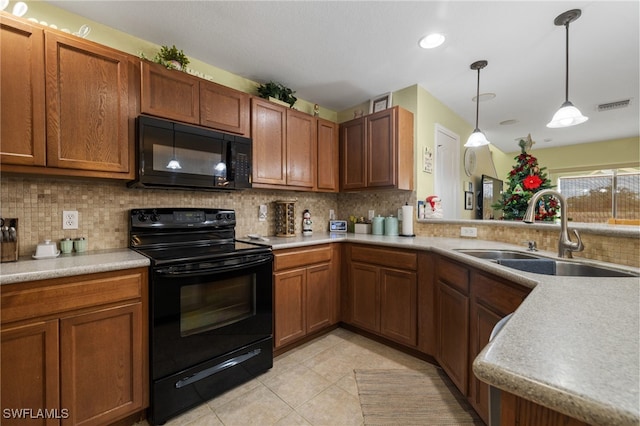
1 175 638 268
0 176 338 256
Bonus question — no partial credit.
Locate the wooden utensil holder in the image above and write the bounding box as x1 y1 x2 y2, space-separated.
1 218 18 262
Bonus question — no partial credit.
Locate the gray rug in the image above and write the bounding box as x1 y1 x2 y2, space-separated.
355 367 484 425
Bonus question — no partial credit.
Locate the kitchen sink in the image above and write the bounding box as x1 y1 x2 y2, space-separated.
455 249 639 277
454 249 543 260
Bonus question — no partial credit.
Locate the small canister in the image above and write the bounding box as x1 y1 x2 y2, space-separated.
60 238 73 254
372 216 385 235
74 237 87 253
384 216 399 236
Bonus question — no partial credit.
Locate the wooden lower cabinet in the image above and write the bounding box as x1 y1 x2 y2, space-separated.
346 245 418 347
501 392 590 426
0 268 148 426
435 257 470 395
469 271 530 424
273 245 338 349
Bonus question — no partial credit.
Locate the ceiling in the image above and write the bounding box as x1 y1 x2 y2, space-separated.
46 0 639 154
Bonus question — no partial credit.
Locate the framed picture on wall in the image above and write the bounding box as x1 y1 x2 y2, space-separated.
464 191 474 210
369 92 392 114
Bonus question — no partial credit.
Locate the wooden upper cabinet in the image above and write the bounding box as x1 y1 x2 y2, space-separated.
140 61 250 136
339 106 414 191
340 117 366 190
286 109 316 189
0 14 46 167
251 97 287 185
45 31 130 174
316 118 339 192
200 80 250 136
140 60 199 124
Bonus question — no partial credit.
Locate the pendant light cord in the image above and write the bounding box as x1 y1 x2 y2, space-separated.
475 67 480 130
564 22 570 103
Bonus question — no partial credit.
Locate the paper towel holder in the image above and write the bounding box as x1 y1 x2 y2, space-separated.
400 203 416 237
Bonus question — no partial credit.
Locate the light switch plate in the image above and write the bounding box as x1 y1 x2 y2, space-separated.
460 226 477 237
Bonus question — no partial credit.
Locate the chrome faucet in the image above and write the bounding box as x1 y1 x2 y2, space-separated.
523 189 584 258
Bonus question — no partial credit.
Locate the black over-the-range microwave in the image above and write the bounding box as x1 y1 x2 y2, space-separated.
128 115 252 191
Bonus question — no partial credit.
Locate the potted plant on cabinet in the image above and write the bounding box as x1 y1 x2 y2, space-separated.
153 45 190 71
257 81 297 108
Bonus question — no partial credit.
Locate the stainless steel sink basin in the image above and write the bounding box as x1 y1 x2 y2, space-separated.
454 249 543 260
551 261 639 277
455 249 639 277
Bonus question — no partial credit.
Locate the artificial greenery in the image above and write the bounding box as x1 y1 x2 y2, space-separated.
152 45 190 71
256 81 297 107
493 136 558 221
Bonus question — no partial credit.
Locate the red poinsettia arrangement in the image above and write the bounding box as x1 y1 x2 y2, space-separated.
522 174 542 190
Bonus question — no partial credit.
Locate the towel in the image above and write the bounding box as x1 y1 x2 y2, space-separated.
496 259 557 275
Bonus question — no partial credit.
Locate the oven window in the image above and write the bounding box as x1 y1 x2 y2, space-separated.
180 275 256 337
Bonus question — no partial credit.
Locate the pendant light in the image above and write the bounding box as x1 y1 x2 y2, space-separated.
465 60 490 147
547 9 588 128
166 123 182 170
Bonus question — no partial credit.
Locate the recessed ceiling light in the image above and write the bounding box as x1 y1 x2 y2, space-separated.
418 33 445 49
472 93 496 102
500 119 519 126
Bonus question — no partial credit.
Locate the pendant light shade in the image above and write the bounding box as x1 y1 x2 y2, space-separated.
547 9 588 128
465 60 490 148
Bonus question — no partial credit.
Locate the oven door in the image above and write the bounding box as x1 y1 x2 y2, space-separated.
150 253 273 380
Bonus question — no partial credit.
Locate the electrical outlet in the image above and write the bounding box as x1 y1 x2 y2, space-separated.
258 205 267 222
368 210 375 220
329 209 335 220
460 226 477 237
63 210 79 229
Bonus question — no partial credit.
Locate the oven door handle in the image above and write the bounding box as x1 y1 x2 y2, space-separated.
175 348 261 389
155 255 271 277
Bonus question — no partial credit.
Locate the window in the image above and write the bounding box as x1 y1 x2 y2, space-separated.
558 168 640 223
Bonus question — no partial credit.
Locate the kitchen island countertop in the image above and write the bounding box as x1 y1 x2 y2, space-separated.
245 233 640 426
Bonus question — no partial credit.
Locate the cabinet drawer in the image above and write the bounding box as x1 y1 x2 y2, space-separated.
1 269 145 324
274 245 332 271
472 271 530 316
436 257 469 294
350 245 417 271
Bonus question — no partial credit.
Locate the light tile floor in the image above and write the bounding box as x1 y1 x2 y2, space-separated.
137 328 467 426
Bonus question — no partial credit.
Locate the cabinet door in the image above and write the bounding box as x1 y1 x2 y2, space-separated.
436 280 469 395
469 303 501 423
274 268 306 348
380 268 417 346
251 98 287 185
349 262 379 332
339 118 366 190
60 303 143 426
0 16 46 167
200 80 249 135
45 32 130 174
367 108 396 188
140 61 199 124
306 263 335 333
1 320 60 426
316 118 339 192
286 109 316 188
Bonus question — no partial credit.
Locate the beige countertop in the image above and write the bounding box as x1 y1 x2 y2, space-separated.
0 248 150 285
2 234 638 424
250 233 640 425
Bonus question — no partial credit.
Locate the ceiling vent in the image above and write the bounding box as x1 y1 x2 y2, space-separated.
597 99 631 112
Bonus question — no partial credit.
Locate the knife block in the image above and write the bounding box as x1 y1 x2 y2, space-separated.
275 200 296 237
1 218 18 263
